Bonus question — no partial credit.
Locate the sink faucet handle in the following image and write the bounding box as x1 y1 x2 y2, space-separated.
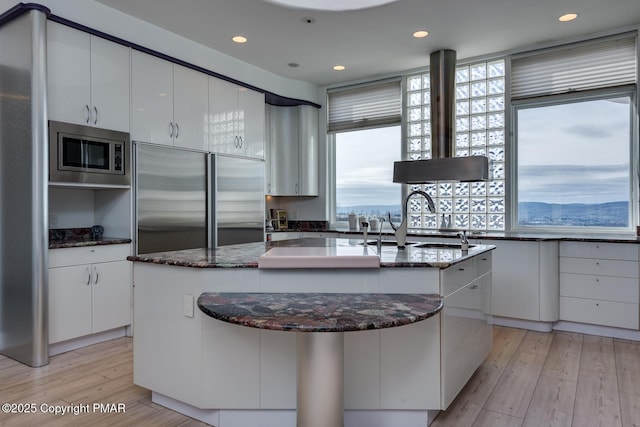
387 212 398 231
458 230 468 243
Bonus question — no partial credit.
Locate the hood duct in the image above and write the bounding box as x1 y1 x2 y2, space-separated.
394 49 489 183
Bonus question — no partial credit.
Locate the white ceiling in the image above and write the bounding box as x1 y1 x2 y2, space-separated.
95 0 640 87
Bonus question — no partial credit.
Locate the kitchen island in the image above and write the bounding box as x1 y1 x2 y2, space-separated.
128 238 495 427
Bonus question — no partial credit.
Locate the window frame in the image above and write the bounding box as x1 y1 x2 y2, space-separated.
510 86 638 234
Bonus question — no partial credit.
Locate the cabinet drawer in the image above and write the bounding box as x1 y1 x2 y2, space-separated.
475 252 492 277
441 259 476 296
559 242 638 261
560 296 639 329
560 272 638 303
560 257 638 278
49 244 131 267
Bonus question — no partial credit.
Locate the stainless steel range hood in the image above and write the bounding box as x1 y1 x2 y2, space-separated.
394 49 489 183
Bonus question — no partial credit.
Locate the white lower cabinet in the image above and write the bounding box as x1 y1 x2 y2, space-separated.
49 245 131 344
559 242 639 329
480 239 559 322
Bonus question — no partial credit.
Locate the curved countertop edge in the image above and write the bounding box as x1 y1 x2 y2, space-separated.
197 292 443 333
126 238 496 269
49 237 132 249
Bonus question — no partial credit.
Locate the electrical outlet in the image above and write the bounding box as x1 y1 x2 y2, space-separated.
183 294 194 318
49 213 58 228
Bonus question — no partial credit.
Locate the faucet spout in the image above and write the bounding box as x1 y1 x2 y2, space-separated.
394 190 436 249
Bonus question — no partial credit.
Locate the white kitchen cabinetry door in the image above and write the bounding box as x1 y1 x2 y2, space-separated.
49 265 93 343
483 239 541 321
266 105 318 196
48 245 132 344
131 51 174 145
173 65 209 151
238 87 265 159
89 36 131 132
209 77 265 159
47 22 130 132
91 261 132 333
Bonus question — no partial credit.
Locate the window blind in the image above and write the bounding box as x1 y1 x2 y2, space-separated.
511 35 637 99
327 80 401 133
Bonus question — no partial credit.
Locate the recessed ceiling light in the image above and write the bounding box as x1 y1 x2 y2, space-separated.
413 30 429 38
332 65 346 71
232 35 248 43
558 13 578 22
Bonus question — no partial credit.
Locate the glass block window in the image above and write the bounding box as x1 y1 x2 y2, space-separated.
405 59 507 231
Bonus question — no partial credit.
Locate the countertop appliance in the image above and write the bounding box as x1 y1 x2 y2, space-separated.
135 145 265 254
49 120 131 186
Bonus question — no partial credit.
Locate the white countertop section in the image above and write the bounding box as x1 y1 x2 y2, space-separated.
258 246 380 269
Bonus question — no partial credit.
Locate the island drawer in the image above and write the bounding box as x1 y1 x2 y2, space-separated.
475 252 492 277
49 244 131 268
559 242 639 261
560 257 638 279
560 273 638 303
560 296 639 329
441 259 476 296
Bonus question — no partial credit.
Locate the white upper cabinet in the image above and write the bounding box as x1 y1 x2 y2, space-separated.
209 77 265 159
266 105 319 196
47 21 130 132
173 65 209 151
131 51 208 150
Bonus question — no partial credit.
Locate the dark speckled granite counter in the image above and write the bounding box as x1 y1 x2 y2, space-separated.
49 237 132 249
127 237 495 269
197 292 442 332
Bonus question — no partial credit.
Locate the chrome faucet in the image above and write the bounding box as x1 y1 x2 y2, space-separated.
388 190 436 249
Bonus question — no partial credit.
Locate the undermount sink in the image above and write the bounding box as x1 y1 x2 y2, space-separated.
411 242 475 249
361 240 417 246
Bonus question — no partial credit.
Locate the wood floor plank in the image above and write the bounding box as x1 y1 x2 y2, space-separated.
485 351 546 417
580 335 616 374
541 332 583 382
522 376 576 427
613 340 640 396
484 327 527 369
471 409 523 427
572 369 622 427
517 331 554 356
619 392 640 427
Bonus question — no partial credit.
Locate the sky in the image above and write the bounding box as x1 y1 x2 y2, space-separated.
335 126 401 208
517 97 631 204
335 97 632 209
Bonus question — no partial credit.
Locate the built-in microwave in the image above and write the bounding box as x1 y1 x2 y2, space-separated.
49 121 131 186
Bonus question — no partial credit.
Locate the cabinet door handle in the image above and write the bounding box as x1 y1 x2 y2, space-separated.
86 267 92 286
85 105 91 123
93 106 98 125
267 183 271 193
169 122 174 138
295 183 298 194
239 136 243 148
93 266 99 285
458 268 465 271
469 284 479 289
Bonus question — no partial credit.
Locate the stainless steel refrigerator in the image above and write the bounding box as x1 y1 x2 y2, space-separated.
136 145 264 254
210 154 265 247
136 144 208 254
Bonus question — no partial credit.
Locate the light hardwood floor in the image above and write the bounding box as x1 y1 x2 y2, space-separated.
0 327 639 426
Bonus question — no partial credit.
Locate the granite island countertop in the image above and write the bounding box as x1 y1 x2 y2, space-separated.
127 237 495 269
197 292 443 332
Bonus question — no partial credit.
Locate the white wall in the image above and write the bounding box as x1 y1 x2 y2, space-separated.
0 0 319 103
